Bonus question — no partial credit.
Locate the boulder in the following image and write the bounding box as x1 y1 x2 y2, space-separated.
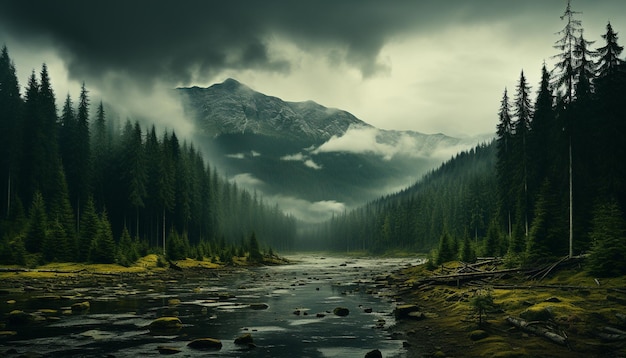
249 303 269 310
234 333 254 345
188 338 223 350
157 346 181 355
365 349 382 358
469 330 489 341
520 307 553 321
7 310 35 325
148 317 183 335
394 304 420 319
407 311 426 320
71 301 90 312
333 307 350 317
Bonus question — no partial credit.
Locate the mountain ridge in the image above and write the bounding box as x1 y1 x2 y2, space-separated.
176 78 492 222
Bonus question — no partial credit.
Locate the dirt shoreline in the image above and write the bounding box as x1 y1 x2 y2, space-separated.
387 261 626 358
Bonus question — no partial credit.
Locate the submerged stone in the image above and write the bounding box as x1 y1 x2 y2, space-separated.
364 349 382 358
234 333 254 345
333 307 350 316
71 301 90 312
249 303 269 310
394 304 420 319
148 316 183 335
188 338 223 350
157 345 182 355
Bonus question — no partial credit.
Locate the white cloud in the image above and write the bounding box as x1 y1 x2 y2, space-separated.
281 152 322 170
281 153 305 161
311 125 490 161
271 195 346 223
304 159 322 170
230 173 264 188
227 153 246 159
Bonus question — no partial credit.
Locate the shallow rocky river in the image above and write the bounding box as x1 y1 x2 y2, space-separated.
1 255 422 357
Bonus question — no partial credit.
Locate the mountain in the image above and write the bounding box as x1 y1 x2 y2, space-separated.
178 78 367 143
177 79 491 222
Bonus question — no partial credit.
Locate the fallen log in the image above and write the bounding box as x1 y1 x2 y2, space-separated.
422 268 522 285
506 316 568 346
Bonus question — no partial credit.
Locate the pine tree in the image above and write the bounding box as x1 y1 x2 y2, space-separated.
596 22 624 79
528 65 556 201
89 210 115 263
19 71 42 206
0 46 22 220
117 226 139 266
91 101 108 210
78 196 99 262
512 71 532 242
587 200 626 277
595 22 626 206
552 0 583 103
496 88 513 240
248 231 262 263
73 83 92 228
25 191 48 254
436 231 455 265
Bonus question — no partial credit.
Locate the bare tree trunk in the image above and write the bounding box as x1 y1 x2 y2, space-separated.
569 137 573 258
162 209 166 256
6 172 10 218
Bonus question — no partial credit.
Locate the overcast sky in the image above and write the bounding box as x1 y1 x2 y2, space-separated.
1 0 624 137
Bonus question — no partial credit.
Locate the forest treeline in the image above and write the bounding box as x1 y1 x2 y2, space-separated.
313 3 626 276
0 46 296 266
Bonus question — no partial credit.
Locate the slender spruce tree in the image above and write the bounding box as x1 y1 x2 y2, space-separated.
496 88 513 241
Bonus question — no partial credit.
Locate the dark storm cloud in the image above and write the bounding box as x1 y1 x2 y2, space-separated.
0 0 622 86
0 1 547 84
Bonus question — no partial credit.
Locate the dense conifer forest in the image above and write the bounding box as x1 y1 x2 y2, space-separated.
0 46 296 266
314 4 626 277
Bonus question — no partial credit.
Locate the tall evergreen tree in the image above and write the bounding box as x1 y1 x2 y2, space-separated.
496 88 513 240
73 83 92 228
0 46 22 220
25 191 48 254
552 0 583 103
91 101 108 210
512 70 532 243
596 22 624 78
594 22 626 207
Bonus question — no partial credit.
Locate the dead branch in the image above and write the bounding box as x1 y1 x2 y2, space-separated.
506 316 568 346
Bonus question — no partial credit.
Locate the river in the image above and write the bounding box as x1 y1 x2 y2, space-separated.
1 255 423 357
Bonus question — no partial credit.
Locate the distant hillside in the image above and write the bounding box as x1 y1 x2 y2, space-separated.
177 79 492 222
306 141 497 252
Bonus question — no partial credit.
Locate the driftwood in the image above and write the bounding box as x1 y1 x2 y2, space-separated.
420 267 521 285
0 267 87 274
506 316 568 346
598 327 626 341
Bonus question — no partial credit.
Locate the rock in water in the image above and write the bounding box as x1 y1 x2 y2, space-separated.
333 307 350 316
249 303 269 310
365 349 383 358
148 317 183 335
71 301 90 312
234 333 254 345
157 346 182 355
394 304 420 319
188 338 223 350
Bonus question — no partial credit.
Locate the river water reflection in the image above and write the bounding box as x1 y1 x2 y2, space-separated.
1 255 423 357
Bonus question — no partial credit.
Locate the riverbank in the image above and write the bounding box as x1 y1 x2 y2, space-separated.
388 258 626 357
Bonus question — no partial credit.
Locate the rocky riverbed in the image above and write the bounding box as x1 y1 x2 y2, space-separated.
0 255 423 357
